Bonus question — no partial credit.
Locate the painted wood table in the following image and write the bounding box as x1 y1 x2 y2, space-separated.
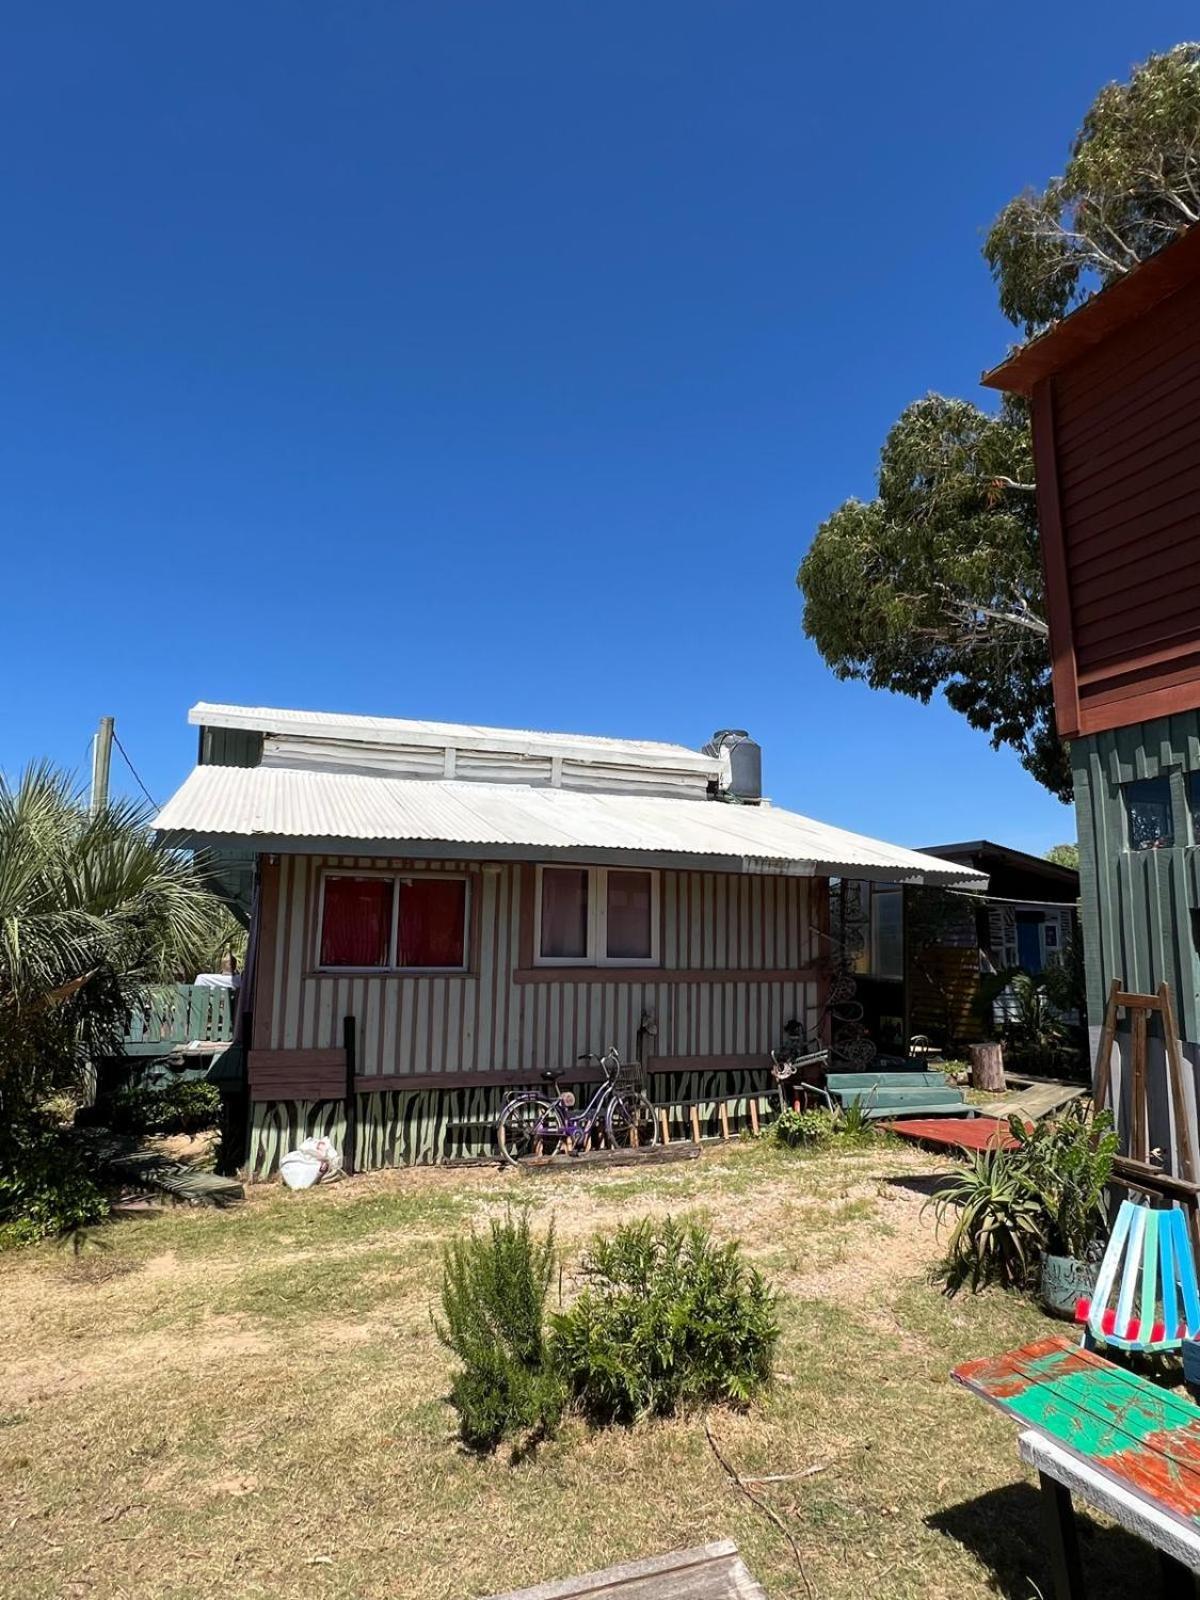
954 1335 1200 1597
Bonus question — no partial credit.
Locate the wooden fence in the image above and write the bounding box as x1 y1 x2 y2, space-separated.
123 984 236 1056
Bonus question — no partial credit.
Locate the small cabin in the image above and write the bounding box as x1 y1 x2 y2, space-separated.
154 702 981 1174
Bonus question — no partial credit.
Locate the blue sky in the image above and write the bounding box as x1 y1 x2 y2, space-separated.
2 4 1194 853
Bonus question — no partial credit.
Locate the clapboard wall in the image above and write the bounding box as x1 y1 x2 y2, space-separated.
248 854 822 1094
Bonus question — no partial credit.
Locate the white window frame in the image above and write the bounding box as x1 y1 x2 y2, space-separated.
315 866 471 973
534 865 660 968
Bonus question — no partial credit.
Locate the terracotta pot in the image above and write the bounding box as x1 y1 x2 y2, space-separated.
1040 1252 1096 1320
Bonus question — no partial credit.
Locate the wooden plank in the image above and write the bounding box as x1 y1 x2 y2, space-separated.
517 1144 700 1174
886 1116 1018 1153
954 1335 1200 1532
1019 1431 1200 1574
978 1083 1087 1121
481 1539 767 1600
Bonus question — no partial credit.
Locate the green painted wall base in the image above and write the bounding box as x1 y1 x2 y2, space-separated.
247 1068 779 1178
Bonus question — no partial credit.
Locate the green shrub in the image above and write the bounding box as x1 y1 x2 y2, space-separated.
551 1217 778 1423
769 1103 874 1150
110 1079 221 1136
769 1107 835 1148
435 1209 564 1451
0 1120 108 1247
1008 1104 1116 1258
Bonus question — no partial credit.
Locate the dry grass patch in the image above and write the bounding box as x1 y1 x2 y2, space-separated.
0 1140 1150 1599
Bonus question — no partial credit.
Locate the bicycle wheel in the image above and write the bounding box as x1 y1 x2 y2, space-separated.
605 1091 659 1151
497 1095 565 1166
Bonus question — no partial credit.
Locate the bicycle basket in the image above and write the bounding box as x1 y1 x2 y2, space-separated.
614 1058 645 1093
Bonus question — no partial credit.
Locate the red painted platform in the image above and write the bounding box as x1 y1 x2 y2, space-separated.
883 1115 1023 1153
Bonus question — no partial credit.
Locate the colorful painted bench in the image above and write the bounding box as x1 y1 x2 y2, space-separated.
954 1335 1200 1597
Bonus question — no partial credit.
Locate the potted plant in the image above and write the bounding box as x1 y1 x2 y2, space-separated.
1009 1104 1117 1317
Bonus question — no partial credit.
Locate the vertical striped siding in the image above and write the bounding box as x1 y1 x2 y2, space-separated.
261 856 817 1076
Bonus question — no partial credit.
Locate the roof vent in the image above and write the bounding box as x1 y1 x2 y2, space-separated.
703 730 762 803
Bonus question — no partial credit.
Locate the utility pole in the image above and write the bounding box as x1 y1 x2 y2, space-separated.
90 716 114 815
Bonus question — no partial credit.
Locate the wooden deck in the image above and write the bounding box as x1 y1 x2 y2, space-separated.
482 1541 766 1600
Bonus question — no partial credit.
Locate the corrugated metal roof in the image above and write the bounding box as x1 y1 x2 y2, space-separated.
190 702 719 772
154 765 985 885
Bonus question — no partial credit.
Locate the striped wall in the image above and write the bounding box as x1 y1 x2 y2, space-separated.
251 854 821 1082
248 1068 782 1177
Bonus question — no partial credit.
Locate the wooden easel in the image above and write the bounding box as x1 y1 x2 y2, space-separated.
1094 978 1200 1253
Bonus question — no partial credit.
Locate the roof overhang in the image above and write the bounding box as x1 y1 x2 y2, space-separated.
154 765 986 889
982 223 1200 395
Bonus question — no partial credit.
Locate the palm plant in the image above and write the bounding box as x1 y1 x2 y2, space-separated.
0 762 227 1119
928 1147 1048 1293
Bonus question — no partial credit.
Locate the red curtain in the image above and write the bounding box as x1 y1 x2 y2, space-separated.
398 878 467 968
320 876 392 967
540 868 589 959
606 870 652 959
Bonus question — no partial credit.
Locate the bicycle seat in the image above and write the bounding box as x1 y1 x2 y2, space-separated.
540 1068 564 1083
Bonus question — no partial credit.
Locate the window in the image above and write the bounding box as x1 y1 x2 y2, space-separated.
1125 777 1173 850
847 881 903 981
320 876 392 968
318 871 468 970
1189 772 1200 842
535 866 659 966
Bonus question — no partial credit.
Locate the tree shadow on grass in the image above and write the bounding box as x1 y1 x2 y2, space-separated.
928 1480 1151 1599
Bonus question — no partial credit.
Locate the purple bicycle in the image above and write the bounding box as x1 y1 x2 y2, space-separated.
496 1047 658 1166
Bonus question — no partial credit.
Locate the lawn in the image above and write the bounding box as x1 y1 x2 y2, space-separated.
0 1139 1150 1600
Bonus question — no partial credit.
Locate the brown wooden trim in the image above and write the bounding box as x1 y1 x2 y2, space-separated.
251 856 281 1052
1031 377 1081 739
248 1048 346 1102
512 965 818 985
352 1053 772 1094
518 862 535 969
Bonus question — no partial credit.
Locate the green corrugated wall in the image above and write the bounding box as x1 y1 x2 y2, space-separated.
1073 713 1200 1041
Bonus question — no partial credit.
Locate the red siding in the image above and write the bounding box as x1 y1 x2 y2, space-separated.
1033 272 1200 737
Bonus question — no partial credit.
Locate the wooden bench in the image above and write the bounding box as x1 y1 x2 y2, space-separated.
954 1334 1200 1597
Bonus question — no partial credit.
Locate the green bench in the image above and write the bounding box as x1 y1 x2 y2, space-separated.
819 1070 973 1121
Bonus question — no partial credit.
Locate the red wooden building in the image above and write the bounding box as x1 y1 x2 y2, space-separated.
985 223 1200 1135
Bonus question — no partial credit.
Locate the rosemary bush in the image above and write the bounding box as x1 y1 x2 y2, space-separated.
551 1217 778 1423
435 1209 564 1451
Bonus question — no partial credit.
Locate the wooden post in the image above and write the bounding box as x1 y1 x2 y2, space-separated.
1093 978 1121 1120
658 1108 670 1144
718 1101 730 1141
90 715 114 815
969 1042 1006 1094
748 1098 760 1136
689 1105 702 1145
343 1015 357 1176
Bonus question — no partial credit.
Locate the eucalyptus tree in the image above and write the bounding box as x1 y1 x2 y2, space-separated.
799 46 1200 796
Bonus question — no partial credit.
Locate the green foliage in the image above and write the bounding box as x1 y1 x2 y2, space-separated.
1045 843 1079 870
798 395 1069 800
928 1148 1047 1294
551 1218 778 1422
435 1209 564 1451
801 48 1200 797
985 45 1200 333
770 1106 836 1149
0 1119 107 1247
930 1105 1116 1293
0 763 229 1122
1009 1106 1116 1259
110 1079 221 1137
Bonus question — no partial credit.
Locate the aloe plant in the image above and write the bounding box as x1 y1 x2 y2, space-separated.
928 1147 1048 1293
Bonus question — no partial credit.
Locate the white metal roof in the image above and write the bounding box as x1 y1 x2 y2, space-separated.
190 702 720 775
154 764 985 885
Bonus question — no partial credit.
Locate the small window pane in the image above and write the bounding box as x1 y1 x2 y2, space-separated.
1126 778 1173 850
606 870 653 960
320 876 392 967
871 888 903 980
540 869 589 959
1189 772 1200 842
398 878 466 968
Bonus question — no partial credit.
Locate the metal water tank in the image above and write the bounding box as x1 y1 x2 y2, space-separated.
703 729 762 802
